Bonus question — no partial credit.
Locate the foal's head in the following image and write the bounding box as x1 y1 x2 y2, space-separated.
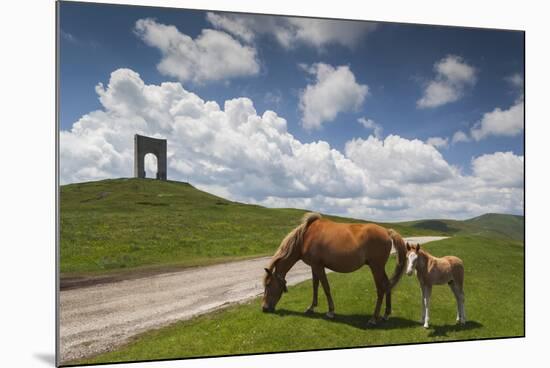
406 243 421 276
261 268 287 313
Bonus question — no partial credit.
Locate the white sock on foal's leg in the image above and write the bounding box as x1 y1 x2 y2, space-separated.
423 286 431 328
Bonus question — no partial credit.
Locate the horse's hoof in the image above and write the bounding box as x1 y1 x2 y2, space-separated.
382 314 390 321
367 318 377 326
305 308 314 315
325 311 335 319
423 323 429 329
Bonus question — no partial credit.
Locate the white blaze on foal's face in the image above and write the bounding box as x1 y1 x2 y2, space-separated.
406 252 418 276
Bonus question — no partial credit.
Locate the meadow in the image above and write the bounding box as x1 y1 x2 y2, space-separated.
76 234 523 365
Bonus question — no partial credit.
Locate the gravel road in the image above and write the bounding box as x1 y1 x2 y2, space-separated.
59 236 448 363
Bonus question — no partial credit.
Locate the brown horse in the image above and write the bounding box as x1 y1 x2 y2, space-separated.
405 243 465 328
262 212 407 325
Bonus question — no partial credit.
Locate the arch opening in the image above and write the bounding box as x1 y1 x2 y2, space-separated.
144 153 158 179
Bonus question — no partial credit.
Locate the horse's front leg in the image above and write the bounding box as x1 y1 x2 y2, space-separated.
305 270 319 314
313 265 335 319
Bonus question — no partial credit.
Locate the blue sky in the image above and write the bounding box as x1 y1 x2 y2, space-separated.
59 1 524 221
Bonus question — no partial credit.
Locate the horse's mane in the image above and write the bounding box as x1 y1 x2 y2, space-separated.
264 212 321 282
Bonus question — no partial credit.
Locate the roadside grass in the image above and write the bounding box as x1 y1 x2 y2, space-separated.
60 178 444 277
76 235 524 365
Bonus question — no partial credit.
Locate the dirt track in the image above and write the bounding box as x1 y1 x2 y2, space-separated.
59 236 448 363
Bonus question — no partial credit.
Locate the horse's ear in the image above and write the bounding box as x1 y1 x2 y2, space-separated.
406 242 411 251
264 268 272 275
415 243 420 251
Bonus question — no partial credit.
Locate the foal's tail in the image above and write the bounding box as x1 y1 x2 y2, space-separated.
388 229 407 290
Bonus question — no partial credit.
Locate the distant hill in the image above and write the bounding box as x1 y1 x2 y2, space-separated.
60 178 523 277
403 213 524 242
463 213 524 241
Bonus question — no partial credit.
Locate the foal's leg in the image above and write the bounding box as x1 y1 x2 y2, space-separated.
305 270 319 314
423 285 432 328
314 266 335 319
420 285 426 324
457 284 466 324
448 281 461 322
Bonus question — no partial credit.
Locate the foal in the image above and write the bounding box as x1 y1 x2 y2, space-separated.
406 243 465 328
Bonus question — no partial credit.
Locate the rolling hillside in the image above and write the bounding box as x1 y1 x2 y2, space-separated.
60 178 524 277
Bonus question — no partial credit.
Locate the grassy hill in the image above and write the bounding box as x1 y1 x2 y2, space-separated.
60 178 524 278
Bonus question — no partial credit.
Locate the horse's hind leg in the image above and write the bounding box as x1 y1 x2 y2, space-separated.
383 272 392 320
313 265 335 319
368 264 389 325
305 270 319 314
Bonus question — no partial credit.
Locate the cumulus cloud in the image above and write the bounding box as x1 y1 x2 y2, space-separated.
471 151 524 188
426 136 449 149
61 68 366 200
134 18 260 83
345 135 456 184
470 98 524 141
206 12 377 49
358 117 383 138
299 63 368 130
451 130 470 144
60 68 523 221
417 55 476 109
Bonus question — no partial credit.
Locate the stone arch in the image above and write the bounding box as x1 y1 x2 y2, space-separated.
134 134 167 180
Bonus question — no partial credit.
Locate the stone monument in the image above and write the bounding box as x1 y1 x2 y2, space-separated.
134 134 167 180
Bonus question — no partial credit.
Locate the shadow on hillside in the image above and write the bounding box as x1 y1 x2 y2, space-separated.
413 220 460 234
427 320 483 337
274 308 419 330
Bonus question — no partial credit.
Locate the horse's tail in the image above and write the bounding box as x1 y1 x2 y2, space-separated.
268 212 321 270
388 228 407 290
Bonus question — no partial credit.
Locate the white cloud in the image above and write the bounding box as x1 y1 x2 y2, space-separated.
417 55 476 109
426 136 449 149
134 18 260 83
299 63 368 130
61 68 366 200
345 135 456 185
358 117 383 138
451 130 470 144
205 12 377 49
61 68 523 221
470 99 524 141
505 73 524 89
472 151 524 188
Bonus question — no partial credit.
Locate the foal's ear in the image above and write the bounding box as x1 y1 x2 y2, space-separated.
264 268 272 275
406 242 411 251
415 243 420 251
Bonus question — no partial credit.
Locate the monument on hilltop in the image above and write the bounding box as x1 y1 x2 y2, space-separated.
134 134 167 180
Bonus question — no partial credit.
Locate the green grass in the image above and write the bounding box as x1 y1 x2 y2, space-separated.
76 235 523 365
60 178 444 277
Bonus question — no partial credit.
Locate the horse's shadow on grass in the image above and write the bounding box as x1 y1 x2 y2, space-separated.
274 308 419 330
427 321 483 337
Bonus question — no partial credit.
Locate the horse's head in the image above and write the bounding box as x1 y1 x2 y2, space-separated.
261 268 287 313
406 242 421 276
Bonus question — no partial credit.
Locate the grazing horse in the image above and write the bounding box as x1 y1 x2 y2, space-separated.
261 212 407 325
405 243 466 328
